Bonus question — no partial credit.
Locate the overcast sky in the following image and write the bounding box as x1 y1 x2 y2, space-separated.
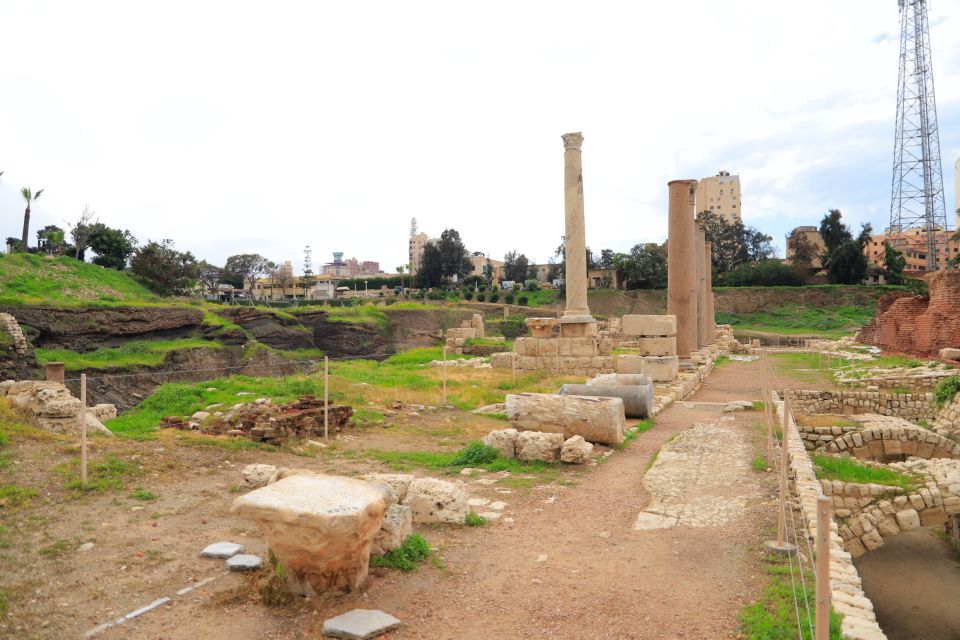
1 1 958 274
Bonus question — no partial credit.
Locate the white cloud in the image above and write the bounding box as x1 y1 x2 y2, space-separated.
0 0 957 270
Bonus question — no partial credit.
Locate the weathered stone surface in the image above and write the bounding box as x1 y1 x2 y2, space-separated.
242 464 277 488
560 435 593 464
371 504 413 556
226 554 262 571
640 355 679 382
506 393 626 445
559 383 652 418
894 508 921 531
201 541 244 558
861 528 884 551
941 347 960 360
622 314 676 337
636 336 677 356
231 474 387 594
515 431 564 462
401 478 469 524
586 373 650 386
322 609 401 640
361 473 414 502
3 381 114 435
615 355 644 374
919 506 947 527
482 428 518 459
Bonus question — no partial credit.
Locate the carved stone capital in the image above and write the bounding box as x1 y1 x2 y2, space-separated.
561 132 584 151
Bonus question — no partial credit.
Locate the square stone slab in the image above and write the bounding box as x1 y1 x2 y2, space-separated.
226 554 262 571
322 609 401 639
200 541 244 558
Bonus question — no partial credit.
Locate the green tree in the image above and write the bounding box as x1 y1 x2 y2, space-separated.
224 253 270 294
36 225 68 255
598 248 616 269
197 261 222 296
130 239 200 295
67 205 98 260
827 241 868 285
882 242 906 284
19 187 44 250
787 229 819 271
437 229 471 282
414 243 444 288
88 224 138 269
698 211 774 274
613 243 668 289
818 209 853 269
503 250 529 282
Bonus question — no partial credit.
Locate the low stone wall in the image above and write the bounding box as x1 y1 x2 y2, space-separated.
839 370 956 391
934 391 960 434
774 394 888 640
787 389 935 421
798 422 959 460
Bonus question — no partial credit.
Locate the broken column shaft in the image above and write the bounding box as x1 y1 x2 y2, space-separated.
667 180 699 358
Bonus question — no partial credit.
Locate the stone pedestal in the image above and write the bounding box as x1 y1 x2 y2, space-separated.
667 180 699 358
561 132 595 327
231 474 387 595
44 362 65 384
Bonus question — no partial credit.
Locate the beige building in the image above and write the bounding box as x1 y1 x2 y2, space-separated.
786 226 827 270
408 232 437 276
696 170 742 223
955 157 959 230
467 252 503 282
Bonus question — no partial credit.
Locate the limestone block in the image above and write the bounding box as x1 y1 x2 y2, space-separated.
894 508 921 531
622 315 676 337
560 435 593 464
844 538 867 558
371 504 413 556
860 529 884 551
506 393 626 445
558 383 652 419
402 478 469 524
515 430 564 462
876 517 900 537
568 337 599 358
919 506 947 527
231 474 387 594
940 347 960 360
482 428 518 459
615 355 644 374
242 463 278 488
559 320 597 338
586 373 650 386
636 337 677 357
490 352 515 369
640 356 679 382
361 473 415 503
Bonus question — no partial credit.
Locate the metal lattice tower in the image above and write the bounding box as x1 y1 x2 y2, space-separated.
889 0 948 270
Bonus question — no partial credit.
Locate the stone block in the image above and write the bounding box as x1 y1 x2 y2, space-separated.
616 355 644 374
515 430 564 462
490 352 515 369
860 529 884 550
560 435 593 464
894 508 921 531
402 478 469 524
506 393 626 445
622 314 676 337
568 337 599 357
882 438 902 456
636 337 677 357
559 320 597 338
525 318 557 338
483 428 518 459
231 474 387 594
371 504 413 556
322 609 402 640
940 347 960 360
201 541 244 558
361 473 414 502
876 517 900 537
919 506 947 527
559 383 652 419
640 356 679 382
242 464 277 488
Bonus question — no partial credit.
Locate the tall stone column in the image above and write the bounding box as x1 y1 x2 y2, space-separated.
696 224 709 348
706 241 716 341
667 180 699 358
560 132 595 335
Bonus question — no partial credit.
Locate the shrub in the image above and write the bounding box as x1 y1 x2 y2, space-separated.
720 260 804 287
427 291 444 300
463 291 473 301
524 279 540 291
370 534 431 571
476 292 486 302
934 376 960 409
450 441 499 466
504 293 515 304
464 511 487 527
517 295 528 306
488 292 500 303
501 315 528 339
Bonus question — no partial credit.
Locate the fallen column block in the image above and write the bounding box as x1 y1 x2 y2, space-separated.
586 373 650 386
559 383 653 419
505 393 625 445
622 314 676 337
636 336 677 356
231 474 387 595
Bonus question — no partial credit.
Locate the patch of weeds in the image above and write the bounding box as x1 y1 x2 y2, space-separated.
129 488 158 501
39 539 70 559
483 412 509 421
751 455 767 472
812 454 918 491
260 551 294 607
714 355 730 366
351 409 385 426
739 553 843 639
0 484 39 508
150 512 161 519
752 401 765 412
464 511 487 527
370 534 431 571
63 455 141 493
0 589 7 615
617 418 655 450
933 376 960 409
450 441 499 466
644 450 660 471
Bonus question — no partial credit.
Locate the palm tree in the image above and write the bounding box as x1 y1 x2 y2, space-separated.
20 187 44 251
396 264 406 290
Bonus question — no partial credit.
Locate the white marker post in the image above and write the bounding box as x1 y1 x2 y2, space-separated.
442 346 448 405
323 356 329 440
80 373 88 490
815 495 832 640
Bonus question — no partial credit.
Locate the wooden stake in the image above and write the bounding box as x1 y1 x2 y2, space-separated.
511 352 516 385
777 393 791 547
80 373 88 490
323 356 329 440
442 346 448 404
815 495 831 640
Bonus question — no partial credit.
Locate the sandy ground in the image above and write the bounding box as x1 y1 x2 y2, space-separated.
1 360 779 640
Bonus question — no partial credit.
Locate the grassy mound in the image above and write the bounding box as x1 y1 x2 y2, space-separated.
0 253 158 306
716 304 874 338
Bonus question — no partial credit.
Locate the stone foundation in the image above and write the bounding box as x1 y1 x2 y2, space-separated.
787 389 935 421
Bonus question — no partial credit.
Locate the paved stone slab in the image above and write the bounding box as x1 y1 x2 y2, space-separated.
200 541 243 558
322 608 401 639
226 554 262 571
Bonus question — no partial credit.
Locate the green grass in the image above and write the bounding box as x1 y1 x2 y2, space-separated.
449 441 499 466
751 455 767 472
617 418 654 449
0 484 38 508
36 338 222 371
323 305 388 328
739 553 843 639
129 488 158 501
934 376 960 409
520 289 560 308
60 455 142 492
812 455 918 491
365 445 549 475
369 534 431 571
39 539 71 559
464 511 487 527
716 304 874 339
0 589 7 615
769 353 836 388
0 253 159 306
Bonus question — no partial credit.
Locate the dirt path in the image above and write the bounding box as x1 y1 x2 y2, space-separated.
101 359 776 640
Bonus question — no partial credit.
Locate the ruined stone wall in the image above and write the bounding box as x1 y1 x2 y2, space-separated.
856 270 960 355
934 391 960 433
787 389 935 421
